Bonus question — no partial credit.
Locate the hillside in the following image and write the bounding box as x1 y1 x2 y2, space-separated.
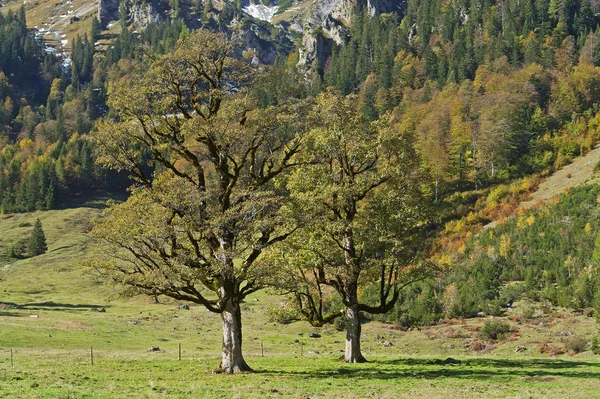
519 144 600 211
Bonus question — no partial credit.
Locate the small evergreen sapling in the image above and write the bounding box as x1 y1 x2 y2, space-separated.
27 218 47 257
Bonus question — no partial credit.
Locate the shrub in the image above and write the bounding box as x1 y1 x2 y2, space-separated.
486 185 510 208
520 304 536 319
591 336 600 355
565 336 588 354
499 283 527 307
481 319 510 340
594 159 600 174
334 316 345 331
266 302 299 325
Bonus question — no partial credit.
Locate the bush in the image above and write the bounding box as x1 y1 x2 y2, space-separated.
334 316 346 332
499 283 527 307
591 336 600 355
565 336 588 354
266 302 299 325
481 319 510 340
520 304 536 319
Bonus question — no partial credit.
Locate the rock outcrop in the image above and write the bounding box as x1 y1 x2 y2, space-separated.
98 0 119 27
296 0 404 78
130 1 162 26
98 0 163 27
93 0 403 73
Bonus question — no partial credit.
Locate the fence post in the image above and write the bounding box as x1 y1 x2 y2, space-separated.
90 346 94 365
178 343 181 361
300 341 303 357
261 342 264 357
10 348 13 366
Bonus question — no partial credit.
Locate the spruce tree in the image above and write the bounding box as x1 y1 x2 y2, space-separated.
27 218 47 257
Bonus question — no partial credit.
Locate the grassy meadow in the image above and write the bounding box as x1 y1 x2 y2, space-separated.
1 203 600 398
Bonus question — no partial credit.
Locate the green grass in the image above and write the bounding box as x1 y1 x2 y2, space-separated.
1 354 600 398
2 204 600 397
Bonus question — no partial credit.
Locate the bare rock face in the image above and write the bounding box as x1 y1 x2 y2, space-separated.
239 29 278 65
296 0 404 77
98 0 119 27
297 29 335 74
130 1 162 26
98 0 163 28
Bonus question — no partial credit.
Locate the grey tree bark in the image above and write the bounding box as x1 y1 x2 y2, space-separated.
218 295 252 373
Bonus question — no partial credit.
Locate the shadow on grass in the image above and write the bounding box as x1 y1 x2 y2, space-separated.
0 301 107 312
0 311 28 317
257 357 600 381
55 189 129 211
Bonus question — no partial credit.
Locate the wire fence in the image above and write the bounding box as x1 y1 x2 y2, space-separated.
0 340 518 368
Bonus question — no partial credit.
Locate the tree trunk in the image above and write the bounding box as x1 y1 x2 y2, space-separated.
344 305 367 363
217 295 252 373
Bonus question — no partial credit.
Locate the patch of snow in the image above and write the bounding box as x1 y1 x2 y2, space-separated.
61 39 68 46
243 3 278 22
62 56 72 70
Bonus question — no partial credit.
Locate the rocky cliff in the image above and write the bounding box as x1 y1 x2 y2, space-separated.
98 0 164 27
27 0 401 72
294 0 404 77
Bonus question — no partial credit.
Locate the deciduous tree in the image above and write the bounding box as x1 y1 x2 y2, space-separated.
272 91 430 363
88 30 308 374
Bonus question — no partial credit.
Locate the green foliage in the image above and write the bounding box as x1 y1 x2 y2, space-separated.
267 302 300 325
481 320 510 340
499 283 527 307
592 336 600 354
26 218 47 257
0 7 46 100
520 303 536 319
448 184 600 317
89 30 310 373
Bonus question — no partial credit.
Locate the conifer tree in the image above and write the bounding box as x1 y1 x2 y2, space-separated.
27 218 47 257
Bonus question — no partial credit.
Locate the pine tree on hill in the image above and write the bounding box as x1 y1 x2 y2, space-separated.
27 218 47 257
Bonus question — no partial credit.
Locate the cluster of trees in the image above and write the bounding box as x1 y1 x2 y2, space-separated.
73 0 600 371
87 30 430 372
0 8 202 215
0 135 96 213
447 184 600 316
0 7 48 103
0 8 119 213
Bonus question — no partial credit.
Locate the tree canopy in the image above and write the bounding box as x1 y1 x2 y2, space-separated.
270 90 431 362
88 29 310 373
